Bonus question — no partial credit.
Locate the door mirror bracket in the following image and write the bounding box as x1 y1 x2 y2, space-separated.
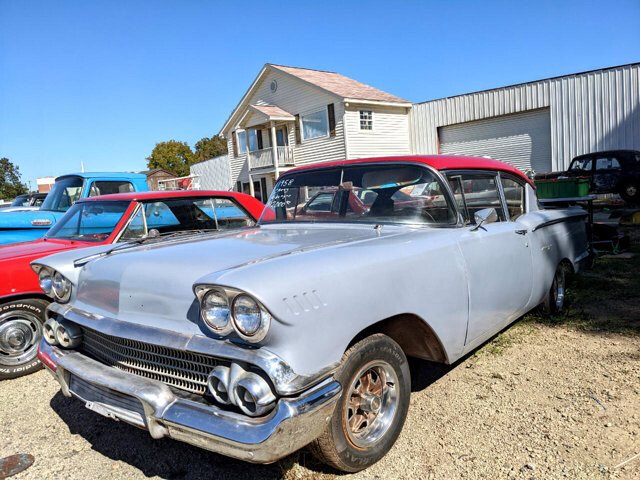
471 208 498 231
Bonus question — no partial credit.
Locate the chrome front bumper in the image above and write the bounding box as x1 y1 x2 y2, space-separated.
38 340 341 464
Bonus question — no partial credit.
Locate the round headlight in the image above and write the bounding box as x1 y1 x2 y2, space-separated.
232 294 271 342
201 289 232 334
52 271 72 303
38 268 53 295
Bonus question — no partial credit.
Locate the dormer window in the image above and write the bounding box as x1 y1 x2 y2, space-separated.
360 110 373 130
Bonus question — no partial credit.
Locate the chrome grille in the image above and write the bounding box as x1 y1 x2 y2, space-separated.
79 327 223 395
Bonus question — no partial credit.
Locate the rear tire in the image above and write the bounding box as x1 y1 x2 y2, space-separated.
309 334 410 472
0 299 48 380
541 264 567 315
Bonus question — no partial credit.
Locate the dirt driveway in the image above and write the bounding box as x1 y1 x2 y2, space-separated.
2 229 639 480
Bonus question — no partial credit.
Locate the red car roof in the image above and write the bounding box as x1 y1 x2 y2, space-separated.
286 155 534 187
81 190 265 221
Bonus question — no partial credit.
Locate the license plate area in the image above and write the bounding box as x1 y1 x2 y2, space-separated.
69 374 147 428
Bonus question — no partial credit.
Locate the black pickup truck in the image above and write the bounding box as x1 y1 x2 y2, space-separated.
536 150 640 204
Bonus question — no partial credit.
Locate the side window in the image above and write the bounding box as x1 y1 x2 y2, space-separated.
570 158 593 171
89 181 134 197
120 206 146 240
500 176 526 221
144 202 180 229
446 173 506 224
595 157 621 170
197 198 256 229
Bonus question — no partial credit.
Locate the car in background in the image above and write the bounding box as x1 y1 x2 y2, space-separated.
0 190 264 379
1 193 48 213
535 149 640 203
35 155 589 472
0 172 149 246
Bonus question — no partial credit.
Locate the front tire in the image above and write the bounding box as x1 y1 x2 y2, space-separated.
310 334 410 472
0 299 48 380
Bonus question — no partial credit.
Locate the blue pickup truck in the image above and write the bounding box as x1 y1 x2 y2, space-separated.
0 172 148 246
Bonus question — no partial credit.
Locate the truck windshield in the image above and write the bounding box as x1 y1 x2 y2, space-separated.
46 201 130 242
40 176 84 212
260 164 457 226
10 195 30 207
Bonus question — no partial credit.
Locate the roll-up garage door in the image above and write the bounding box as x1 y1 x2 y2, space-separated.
438 108 552 174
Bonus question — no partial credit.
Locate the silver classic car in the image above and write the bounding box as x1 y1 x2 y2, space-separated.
34 156 589 472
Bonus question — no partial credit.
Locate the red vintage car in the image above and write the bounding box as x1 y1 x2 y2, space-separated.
0 190 264 379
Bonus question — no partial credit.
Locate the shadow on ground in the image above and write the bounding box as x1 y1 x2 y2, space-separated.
50 391 287 480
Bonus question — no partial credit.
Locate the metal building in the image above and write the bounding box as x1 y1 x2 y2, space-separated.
409 63 640 174
190 154 233 191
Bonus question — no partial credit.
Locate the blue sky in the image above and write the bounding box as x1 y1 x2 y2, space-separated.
1 0 638 190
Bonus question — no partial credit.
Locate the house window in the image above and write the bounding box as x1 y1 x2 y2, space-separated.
236 131 247 154
301 108 329 140
248 129 258 152
359 110 373 130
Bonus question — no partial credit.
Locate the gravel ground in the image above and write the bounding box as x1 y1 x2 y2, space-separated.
2 229 639 480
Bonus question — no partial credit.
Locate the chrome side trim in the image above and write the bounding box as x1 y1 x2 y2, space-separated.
47 302 338 396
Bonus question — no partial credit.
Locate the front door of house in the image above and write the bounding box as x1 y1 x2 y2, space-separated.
276 127 288 146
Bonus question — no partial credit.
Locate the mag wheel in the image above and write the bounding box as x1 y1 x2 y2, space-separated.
310 334 410 472
0 299 48 380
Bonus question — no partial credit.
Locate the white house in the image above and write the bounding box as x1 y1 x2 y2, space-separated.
219 64 412 201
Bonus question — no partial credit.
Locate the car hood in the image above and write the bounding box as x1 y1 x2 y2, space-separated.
0 210 62 229
38 224 407 331
0 238 82 263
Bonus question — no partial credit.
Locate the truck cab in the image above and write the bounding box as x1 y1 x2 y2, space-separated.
0 172 148 246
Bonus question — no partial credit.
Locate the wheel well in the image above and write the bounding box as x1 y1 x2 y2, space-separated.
1 292 51 305
348 314 448 364
560 258 575 274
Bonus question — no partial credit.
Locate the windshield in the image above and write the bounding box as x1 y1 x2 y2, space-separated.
260 164 457 226
46 201 130 242
41 176 84 212
119 196 256 240
10 195 30 207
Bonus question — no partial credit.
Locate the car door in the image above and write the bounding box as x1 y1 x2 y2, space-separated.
447 172 533 346
593 155 623 194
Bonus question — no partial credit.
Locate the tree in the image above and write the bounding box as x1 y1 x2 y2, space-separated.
0 157 28 200
194 135 227 162
146 141 195 177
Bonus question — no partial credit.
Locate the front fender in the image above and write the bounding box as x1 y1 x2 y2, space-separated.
196 228 469 377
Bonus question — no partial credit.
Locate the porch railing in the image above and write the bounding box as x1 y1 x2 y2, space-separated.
249 146 295 170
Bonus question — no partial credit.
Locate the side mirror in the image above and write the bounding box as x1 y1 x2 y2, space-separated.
471 208 498 231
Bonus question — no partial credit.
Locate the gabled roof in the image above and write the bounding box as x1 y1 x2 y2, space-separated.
271 65 410 104
220 63 411 135
249 104 295 120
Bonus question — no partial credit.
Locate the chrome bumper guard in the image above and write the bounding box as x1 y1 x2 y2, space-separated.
39 340 341 464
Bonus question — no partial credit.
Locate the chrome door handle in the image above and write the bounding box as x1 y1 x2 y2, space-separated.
515 229 528 236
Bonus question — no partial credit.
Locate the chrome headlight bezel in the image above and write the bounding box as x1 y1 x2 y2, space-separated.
195 285 272 343
200 288 233 335
231 294 271 342
37 267 54 295
51 271 72 303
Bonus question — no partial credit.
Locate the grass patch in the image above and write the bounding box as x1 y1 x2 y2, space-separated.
480 322 538 356
532 227 640 335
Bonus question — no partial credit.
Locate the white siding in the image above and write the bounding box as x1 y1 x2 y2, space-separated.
410 63 640 172
224 69 347 184
344 105 411 159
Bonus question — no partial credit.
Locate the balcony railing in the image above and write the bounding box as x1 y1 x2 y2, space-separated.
249 146 295 170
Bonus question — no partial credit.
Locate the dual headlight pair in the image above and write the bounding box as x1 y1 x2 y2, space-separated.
34 266 72 303
196 286 271 343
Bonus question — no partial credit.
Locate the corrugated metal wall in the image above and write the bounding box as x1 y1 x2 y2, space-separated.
410 63 640 172
190 154 233 190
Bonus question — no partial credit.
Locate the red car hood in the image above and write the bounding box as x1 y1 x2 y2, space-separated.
0 238 93 262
